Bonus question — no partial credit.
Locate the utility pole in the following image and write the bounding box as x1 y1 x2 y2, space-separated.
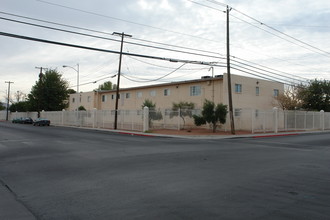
226 5 235 135
5 81 14 121
112 32 132 130
35 67 47 118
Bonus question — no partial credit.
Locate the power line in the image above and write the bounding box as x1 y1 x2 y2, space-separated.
230 59 307 84
0 11 225 59
36 0 220 44
0 14 226 61
0 11 316 82
128 56 210 71
200 0 330 58
121 63 187 83
0 30 218 66
0 30 308 86
187 0 226 12
231 8 330 57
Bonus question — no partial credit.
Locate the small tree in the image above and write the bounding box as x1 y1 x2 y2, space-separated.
9 101 30 112
142 99 162 127
170 101 195 129
275 85 302 110
0 102 6 111
78 106 86 111
27 69 69 114
193 100 228 132
298 79 330 111
97 81 116 90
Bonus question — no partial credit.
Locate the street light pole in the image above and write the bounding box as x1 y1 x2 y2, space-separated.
63 64 79 110
5 81 14 121
112 32 132 130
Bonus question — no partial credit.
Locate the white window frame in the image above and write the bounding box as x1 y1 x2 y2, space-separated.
150 90 156 97
164 89 170 96
235 84 242 93
256 86 260 96
234 108 242 117
190 85 201 96
102 95 107 102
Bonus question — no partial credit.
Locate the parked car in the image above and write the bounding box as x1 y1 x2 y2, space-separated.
22 117 33 124
33 118 50 126
12 117 23 123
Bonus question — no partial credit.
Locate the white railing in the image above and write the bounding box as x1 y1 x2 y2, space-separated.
2 108 330 133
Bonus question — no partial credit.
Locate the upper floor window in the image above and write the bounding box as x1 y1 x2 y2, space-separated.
235 84 242 93
137 92 143 98
72 98 75 103
256 87 260 96
274 89 279 97
126 93 131 99
111 94 120 100
164 89 170 96
150 90 156 97
87 96 91 102
190 85 201 96
102 95 107 102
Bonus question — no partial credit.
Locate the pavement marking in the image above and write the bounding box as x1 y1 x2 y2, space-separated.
0 139 32 143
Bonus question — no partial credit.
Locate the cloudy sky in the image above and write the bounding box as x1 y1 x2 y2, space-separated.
1 0 330 103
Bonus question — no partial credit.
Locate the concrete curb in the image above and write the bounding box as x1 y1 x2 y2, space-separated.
55 125 330 139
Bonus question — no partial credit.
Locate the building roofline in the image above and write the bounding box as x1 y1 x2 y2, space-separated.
94 75 224 93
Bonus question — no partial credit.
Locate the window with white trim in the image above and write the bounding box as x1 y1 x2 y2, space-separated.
235 84 242 93
164 89 170 96
256 87 260 96
137 92 143 98
234 108 242 117
150 90 156 97
190 85 201 96
102 95 107 102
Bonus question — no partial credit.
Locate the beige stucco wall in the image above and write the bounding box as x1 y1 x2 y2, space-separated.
68 91 96 111
68 74 283 111
223 73 284 111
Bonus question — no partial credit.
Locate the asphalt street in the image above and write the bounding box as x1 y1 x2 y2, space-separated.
0 122 330 219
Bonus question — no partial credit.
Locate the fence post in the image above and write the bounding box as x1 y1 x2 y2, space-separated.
62 109 65 125
143 106 149 132
273 107 278 133
178 108 181 130
251 109 255 134
92 108 96 128
320 110 325 131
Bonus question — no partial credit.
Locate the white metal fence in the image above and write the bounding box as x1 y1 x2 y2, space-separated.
1 108 330 133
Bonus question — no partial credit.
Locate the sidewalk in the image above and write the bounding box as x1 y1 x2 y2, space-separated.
75 126 329 139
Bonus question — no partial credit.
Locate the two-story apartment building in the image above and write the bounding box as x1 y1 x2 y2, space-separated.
68 74 284 112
